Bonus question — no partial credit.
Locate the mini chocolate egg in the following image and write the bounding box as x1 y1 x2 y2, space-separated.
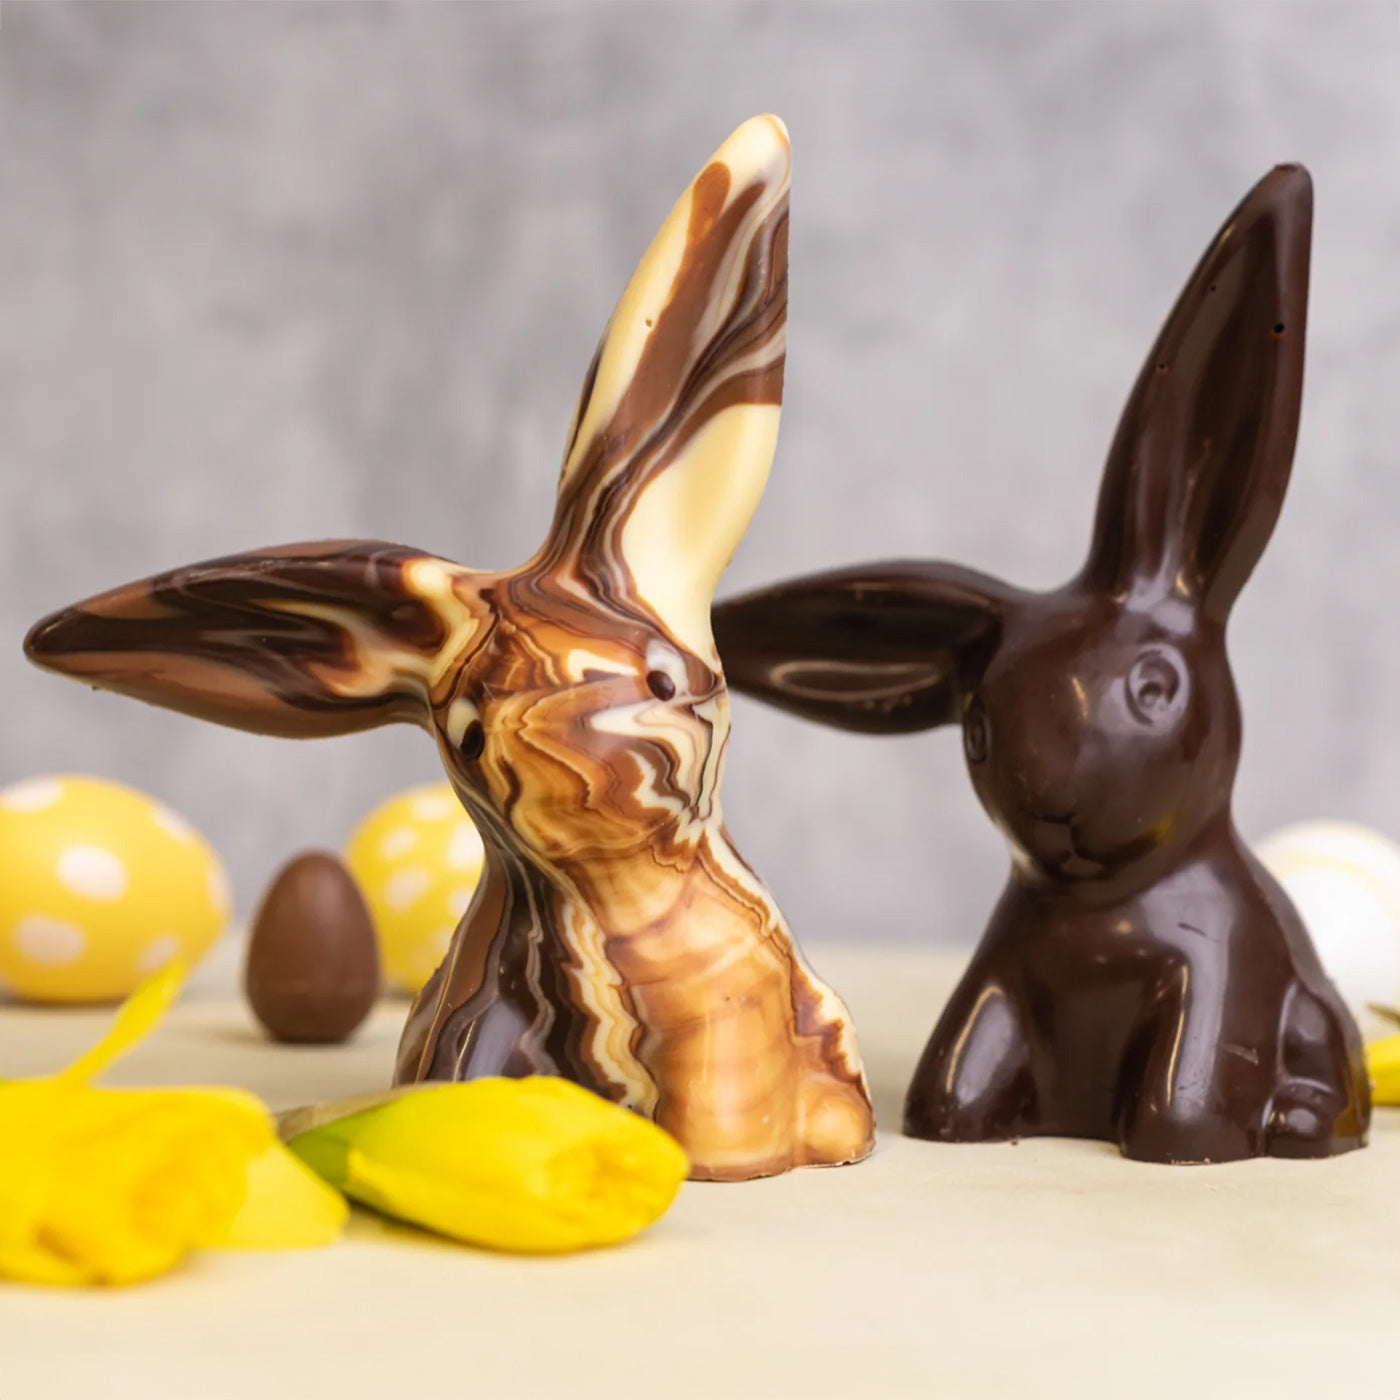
0 774 231 1003
1256 820 1400 1040
244 850 380 1044
344 784 483 994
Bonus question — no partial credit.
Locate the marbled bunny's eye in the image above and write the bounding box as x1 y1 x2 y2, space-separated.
445 697 486 760
644 640 687 700
460 721 486 762
1126 651 1184 724
963 698 990 764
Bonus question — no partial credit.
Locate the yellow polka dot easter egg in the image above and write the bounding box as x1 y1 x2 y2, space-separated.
345 784 484 995
0 775 232 1004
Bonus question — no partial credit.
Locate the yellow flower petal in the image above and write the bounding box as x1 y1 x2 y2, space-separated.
1367 1033 1400 1106
0 1236 90 1288
5 1087 273 1286
290 1077 688 1254
54 958 188 1087
2 964 347 1287
0 1089 63 1266
212 1141 349 1251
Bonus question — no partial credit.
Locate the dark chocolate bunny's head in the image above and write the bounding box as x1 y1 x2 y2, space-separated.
715 167 1369 1163
717 166 1311 892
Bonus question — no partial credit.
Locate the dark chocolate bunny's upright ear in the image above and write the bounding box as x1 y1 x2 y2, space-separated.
712 560 1016 734
1082 166 1313 622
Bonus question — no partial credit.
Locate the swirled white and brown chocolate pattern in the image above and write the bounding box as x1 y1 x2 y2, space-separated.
25 116 874 1181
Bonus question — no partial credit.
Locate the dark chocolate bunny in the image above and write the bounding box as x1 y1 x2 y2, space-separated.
713 165 1370 1162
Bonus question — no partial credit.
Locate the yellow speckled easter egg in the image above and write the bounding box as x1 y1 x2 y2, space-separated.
0 775 232 1004
344 784 484 994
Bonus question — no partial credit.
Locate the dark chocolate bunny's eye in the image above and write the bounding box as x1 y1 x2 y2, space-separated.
647 669 677 701
963 697 990 764
1126 651 1184 724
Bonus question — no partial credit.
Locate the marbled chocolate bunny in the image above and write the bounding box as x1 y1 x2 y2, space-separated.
25 116 874 1181
713 165 1370 1162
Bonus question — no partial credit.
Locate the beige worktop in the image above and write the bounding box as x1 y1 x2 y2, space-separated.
1 947 1396 1400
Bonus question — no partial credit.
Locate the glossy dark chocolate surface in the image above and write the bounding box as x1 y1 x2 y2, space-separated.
714 166 1370 1162
245 850 380 1045
23 118 874 1181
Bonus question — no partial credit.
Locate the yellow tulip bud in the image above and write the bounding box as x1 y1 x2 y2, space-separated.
0 960 347 1287
0 1081 272 1286
214 1140 349 1252
1368 1033 1400 1106
289 1077 689 1254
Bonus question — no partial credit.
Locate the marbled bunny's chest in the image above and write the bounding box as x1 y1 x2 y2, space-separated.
394 821 874 1178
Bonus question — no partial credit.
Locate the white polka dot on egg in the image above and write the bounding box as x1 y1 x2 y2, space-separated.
139 934 182 975
385 867 432 912
447 886 474 918
447 823 483 871
379 827 419 860
410 791 458 821
14 915 87 966
0 777 65 813
56 846 128 902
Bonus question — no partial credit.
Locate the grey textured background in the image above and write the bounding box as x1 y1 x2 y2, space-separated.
2 1 1397 948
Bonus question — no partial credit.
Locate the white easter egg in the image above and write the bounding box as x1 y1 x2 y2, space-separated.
1256 820 1400 1041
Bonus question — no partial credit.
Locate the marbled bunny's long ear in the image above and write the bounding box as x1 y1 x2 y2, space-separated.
712 561 1015 734
544 115 790 661
24 541 490 738
1083 165 1313 623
